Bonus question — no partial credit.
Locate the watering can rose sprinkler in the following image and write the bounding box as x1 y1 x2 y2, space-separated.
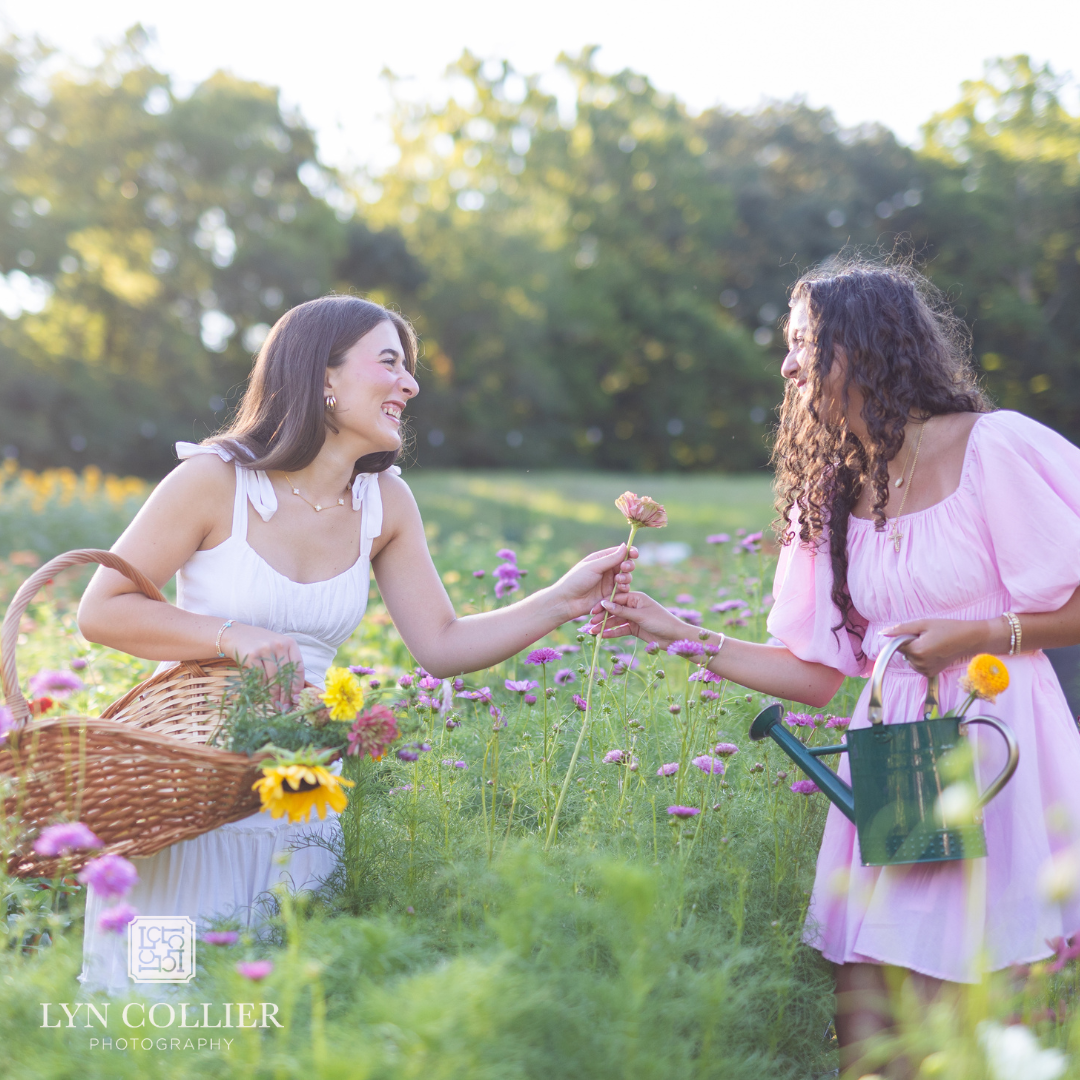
749 638 1019 866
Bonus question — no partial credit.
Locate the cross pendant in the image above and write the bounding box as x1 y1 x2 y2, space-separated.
888 522 903 552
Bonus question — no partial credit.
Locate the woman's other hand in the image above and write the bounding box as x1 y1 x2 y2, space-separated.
588 590 696 648
881 618 990 677
552 543 638 620
220 623 306 706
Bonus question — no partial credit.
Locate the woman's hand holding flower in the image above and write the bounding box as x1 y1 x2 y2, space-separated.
552 544 639 621
589 590 696 648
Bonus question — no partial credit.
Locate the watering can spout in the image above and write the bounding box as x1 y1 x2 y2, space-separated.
749 704 856 822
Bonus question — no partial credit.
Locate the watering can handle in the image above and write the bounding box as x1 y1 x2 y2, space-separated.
960 715 1021 809
868 635 941 724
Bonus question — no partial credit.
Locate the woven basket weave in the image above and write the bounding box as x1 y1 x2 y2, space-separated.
0 549 306 878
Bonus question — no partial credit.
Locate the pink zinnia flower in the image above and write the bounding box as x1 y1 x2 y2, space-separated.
554 669 576 685
666 805 700 818
346 705 399 760
667 639 705 659
602 749 626 764
204 930 240 946
656 762 679 777
28 669 84 700
33 821 103 858
614 492 668 529
98 903 138 934
236 960 273 981
77 854 138 900
526 648 560 665
714 743 739 757
572 694 588 712
790 780 820 795
692 755 726 775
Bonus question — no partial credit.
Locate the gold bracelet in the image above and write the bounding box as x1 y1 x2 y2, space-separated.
1002 612 1022 656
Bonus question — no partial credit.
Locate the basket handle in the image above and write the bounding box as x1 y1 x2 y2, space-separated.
1 549 167 727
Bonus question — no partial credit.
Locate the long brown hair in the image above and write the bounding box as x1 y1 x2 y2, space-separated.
770 257 991 647
208 295 417 476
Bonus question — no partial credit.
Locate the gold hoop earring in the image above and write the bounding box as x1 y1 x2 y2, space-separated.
325 394 337 412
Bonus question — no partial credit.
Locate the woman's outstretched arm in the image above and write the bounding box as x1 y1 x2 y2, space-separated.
589 590 845 708
372 475 637 678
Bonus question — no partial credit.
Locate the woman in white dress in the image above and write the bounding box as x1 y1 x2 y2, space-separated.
75 295 637 994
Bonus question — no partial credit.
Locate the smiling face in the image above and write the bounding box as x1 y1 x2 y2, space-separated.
325 320 419 454
781 298 849 425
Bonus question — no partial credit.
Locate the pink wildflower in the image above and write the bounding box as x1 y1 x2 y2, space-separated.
98 903 138 934
236 960 274 981
790 780 820 795
505 679 538 694
346 705 399 760
692 755 726 775
572 694 588 712
706 533 730 544
526 648 560 665
714 743 740 756
656 762 679 777
33 821 103 858
603 749 626 764
204 930 240 946
28 669 84 700
666 805 701 818
614 492 668 528
667 639 705 659
554 669 576 686
77 854 139 900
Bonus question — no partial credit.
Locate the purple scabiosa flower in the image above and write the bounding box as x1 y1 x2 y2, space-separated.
735 527 747 537
349 665 376 676
602 749 626 764
669 703 681 715
77 854 138 900
398 675 414 689
667 607 703 626
496 548 517 562
453 677 465 691
572 695 588 712
473 569 485 578
453 760 468 769
656 762 679 777
524 694 537 705
456 686 494 704
554 668 576 686
555 644 580 655
236 960 274 981
826 716 852 729
714 743 740 757
490 705 505 728
784 712 817 729
397 747 419 762
98 903 138 934
445 716 461 730
645 641 660 655
725 617 749 628
692 755 726 775
706 533 730 544
712 599 746 613
369 679 381 690
700 688 720 700
28 669 84 700
676 593 695 604
526 647 560 666
790 780 820 795
204 930 240 946
667 639 705 660
505 679 538 694
761 593 774 608
667 805 701 818
614 653 639 670
33 821 103 858
418 675 442 691
416 693 443 712
739 532 763 553
70 657 88 671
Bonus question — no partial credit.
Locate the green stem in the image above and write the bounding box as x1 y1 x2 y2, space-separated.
544 525 637 851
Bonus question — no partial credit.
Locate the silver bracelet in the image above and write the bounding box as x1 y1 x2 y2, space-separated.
215 620 233 659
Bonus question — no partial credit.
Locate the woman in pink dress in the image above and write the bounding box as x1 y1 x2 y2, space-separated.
593 261 1080 1070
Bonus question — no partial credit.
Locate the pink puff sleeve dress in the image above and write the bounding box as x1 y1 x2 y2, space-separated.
766 409 1080 983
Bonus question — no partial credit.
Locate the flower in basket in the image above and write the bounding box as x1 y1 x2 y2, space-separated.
296 687 332 727
253 746 355 823
346 705 399 761
959 654 1010 706
321 667 365 721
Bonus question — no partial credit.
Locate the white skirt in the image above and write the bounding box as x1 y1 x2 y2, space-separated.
78 805 341 997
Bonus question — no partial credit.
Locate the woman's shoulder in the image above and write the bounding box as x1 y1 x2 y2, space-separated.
160 446 236 502
970 409 1080 462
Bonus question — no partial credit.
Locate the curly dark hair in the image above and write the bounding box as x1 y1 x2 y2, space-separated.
770 256 992 650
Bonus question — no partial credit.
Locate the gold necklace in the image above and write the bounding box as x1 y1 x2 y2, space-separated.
284 473 348 513
886 423 925 553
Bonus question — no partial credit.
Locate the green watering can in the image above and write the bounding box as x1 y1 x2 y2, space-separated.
749 635 1020 866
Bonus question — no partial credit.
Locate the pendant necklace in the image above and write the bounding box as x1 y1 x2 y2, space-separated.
886 422 925 553
284 473 348 513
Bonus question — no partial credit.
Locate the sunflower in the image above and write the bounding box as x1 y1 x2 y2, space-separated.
253 761 355 823
321 667 365 721
959 654 1010 704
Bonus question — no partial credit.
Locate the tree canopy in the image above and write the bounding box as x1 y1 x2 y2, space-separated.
1 33 1077 475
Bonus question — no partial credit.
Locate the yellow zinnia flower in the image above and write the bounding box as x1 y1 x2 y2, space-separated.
959 654 1010 704
253 763 355 823
321 666 365 721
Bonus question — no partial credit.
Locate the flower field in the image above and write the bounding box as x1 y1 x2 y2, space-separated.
2 466 1078 1079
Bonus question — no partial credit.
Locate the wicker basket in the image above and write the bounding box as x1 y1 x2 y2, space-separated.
0 549 315 878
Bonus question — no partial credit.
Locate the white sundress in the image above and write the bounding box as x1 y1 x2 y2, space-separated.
78 441 395 995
